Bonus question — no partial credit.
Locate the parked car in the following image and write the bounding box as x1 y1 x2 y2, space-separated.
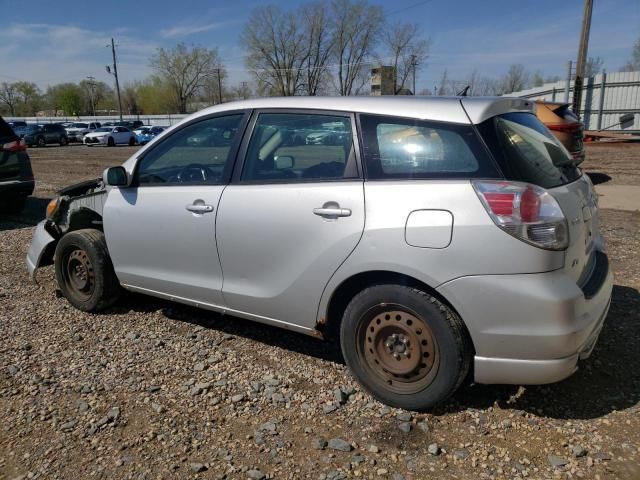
65 122 102 142
134 126 165 145
27 96 611 410
83 126 137 146
7 121 29 138
535 101 585 164
23 123 69 147
0 116 34 213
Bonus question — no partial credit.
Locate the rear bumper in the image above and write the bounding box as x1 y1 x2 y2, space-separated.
437 250 613 385
0 179 35 196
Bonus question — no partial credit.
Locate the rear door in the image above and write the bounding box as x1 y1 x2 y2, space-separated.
216 110 365 329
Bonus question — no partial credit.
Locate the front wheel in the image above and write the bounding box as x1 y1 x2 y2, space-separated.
107 137 115 147
54 229 121 312
340 284 472 410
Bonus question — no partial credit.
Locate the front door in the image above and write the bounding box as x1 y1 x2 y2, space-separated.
217 111 365 329
103 112 248 307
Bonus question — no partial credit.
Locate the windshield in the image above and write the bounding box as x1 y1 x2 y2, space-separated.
477 112 581 189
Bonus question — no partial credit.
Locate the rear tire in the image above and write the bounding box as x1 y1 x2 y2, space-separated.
340 284 472 411
37 136 46 147
59 135 68 146
54 229 121 312
128 136 136 146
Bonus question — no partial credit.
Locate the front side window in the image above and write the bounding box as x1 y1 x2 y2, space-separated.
359 114 498 179
241 113 355 182
136 114 244 186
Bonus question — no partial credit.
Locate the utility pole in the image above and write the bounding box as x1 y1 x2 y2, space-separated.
216 68 222 104
564 60 573 103
86 76 97 117
106 38 123 121
572 0 593 118
410 55 418 95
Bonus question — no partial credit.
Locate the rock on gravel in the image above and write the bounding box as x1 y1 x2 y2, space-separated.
190 463 207 473
548 455 569 467
247 469 266 480
328 438 353 452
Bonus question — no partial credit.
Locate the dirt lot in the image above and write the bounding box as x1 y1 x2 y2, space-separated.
1 144 639 480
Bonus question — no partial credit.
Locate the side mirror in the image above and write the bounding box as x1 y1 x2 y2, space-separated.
274 155 294 170
103 166 128 187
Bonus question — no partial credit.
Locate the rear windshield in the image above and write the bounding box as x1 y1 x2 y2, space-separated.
477 112 581 189
359 114 499 179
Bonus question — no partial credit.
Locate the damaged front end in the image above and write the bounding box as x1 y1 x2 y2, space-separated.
26 177 107 280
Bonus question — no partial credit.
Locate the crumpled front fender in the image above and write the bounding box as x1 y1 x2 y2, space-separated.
26 220 56 280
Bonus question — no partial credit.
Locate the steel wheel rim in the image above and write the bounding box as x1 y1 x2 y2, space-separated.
63 248 95 300
357 305 439 394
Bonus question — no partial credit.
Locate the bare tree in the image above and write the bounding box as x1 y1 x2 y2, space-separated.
0 82 18 116
501 64 529 94
622 36 640 72
241 5 308 96
381 21 430 94
331 0 383 96
301 0 334 95
531 70 544 87
585 56 604 77
150 43 222 113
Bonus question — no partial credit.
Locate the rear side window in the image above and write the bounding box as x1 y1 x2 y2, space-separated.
477 112 581 189
241 113 356 183
359 114 498 179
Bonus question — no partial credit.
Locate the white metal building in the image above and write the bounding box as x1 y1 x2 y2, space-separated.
509 70 640 133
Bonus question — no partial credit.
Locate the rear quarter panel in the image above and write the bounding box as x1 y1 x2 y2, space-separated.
317 180 565 323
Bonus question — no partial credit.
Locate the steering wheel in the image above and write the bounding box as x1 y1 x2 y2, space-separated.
177 163 215 183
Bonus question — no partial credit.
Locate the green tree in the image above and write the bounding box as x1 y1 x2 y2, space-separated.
13 82 41 116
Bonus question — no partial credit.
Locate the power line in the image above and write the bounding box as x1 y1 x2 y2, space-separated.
387 0 437 16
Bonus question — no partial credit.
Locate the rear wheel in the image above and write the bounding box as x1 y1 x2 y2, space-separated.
128 136 136 146
54 229 121 312
59 135 68 146
37 136 46 147
340 284 471 410
107 137 115 147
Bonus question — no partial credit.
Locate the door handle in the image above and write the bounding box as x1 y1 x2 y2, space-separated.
186 203 214 214
313 207 352 218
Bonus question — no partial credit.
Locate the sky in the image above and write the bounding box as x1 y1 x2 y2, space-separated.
0 0 638 94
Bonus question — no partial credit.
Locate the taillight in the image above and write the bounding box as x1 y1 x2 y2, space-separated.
472 180 569 250
546 122 582 133
2 139 27 152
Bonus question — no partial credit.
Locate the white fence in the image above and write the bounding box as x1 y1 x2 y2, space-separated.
509 70 640 132
5 114 189 127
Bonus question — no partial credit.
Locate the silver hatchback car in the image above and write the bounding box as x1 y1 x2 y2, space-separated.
27 96 612 410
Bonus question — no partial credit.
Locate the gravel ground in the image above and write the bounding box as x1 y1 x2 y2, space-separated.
1 143 639 479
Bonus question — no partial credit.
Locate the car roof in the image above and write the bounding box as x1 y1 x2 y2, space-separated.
183 96 535 125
